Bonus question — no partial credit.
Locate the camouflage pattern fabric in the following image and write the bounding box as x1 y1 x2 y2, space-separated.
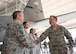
34 25 74 54
2 20 30 54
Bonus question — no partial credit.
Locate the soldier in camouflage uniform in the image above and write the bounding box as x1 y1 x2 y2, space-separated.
33 15 74 54
23 21 32 54
2 11 31 54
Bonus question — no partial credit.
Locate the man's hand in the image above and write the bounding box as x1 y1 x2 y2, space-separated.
32 43 36 48
69 47 73 54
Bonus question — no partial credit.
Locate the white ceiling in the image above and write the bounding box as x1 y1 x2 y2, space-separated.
0 0 76 17
41 0 76 18
0 0 76 35
61 18 76 29
0 0 76 28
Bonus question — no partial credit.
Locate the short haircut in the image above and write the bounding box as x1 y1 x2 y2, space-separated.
23 21 27 25
50 15 57 21
12 11 22 20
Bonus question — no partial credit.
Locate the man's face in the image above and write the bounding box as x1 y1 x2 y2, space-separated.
24 23 29 29
17 12 24 22
49 16 57 25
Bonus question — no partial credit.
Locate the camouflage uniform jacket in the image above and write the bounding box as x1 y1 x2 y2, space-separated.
34 25 74 54
2 20 30 54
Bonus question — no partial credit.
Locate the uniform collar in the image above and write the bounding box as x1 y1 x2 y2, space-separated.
14 20 22 24
50 24 59 30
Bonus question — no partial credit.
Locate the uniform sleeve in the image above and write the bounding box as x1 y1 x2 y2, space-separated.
34 29 49 44
63 27 74 48
13 24 29 47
